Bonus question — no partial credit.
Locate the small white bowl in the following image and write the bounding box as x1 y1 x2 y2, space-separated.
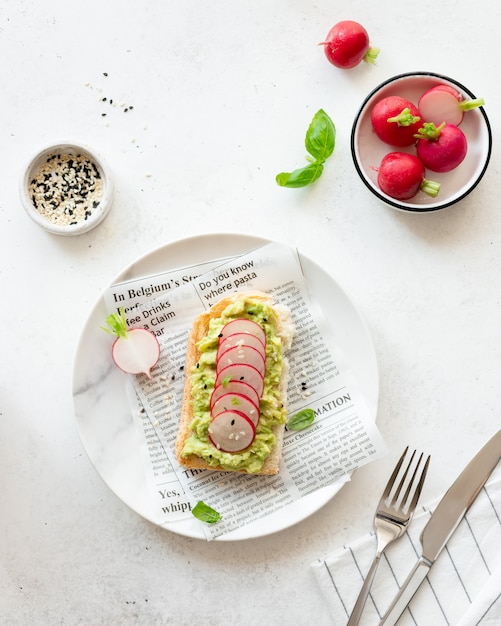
351 72 492 212
20 141 114 235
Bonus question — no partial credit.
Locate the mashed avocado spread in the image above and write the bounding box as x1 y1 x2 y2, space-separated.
181 297 286 473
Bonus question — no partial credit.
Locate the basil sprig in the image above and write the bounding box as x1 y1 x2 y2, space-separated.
287 408 315 430
192 501 222 524
276 109 336 188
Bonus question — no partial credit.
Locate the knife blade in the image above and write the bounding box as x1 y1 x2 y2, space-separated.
379 429 501 626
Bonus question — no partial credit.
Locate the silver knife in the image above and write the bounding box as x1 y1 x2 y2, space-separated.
379 429 501 626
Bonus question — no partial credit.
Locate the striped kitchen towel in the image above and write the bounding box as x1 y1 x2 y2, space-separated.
311 463 501 625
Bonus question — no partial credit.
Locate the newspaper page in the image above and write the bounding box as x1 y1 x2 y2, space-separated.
104 241 387 540
106 255 234 320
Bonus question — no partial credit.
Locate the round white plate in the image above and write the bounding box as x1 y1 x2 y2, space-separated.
72 234 379 540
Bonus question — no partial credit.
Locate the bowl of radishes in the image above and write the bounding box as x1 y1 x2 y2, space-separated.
351 72 492 212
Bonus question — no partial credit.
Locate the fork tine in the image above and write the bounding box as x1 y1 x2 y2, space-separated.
389 449 417 507
407 453 430 514
382 445 409 499
392 450 430 513
399 451 422 507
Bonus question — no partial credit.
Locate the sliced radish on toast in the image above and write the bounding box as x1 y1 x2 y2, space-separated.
218 319 266 346
210 380 261 410
216 344 265 376
215 363 264 398
208 410 256 452
211 392 260 426
217 332 266 360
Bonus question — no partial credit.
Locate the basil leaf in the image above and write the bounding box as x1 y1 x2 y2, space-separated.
276 162 324 188
287 408 315 430
305 109 336 163
276 109 335 189
192 501 222 524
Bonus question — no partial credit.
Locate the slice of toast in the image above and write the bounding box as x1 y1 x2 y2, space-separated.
175 291 293 475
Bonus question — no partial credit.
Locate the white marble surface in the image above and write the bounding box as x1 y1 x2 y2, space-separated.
1 1 500 624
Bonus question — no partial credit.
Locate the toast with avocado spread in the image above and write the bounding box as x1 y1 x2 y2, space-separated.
175 291 294 475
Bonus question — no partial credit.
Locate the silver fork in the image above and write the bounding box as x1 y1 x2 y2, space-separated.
347 447 430 626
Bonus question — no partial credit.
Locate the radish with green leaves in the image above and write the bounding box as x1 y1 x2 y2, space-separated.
377 152 440 201
102 309 160 378
371 96 422 147
418 84 485 127
414 122 467 173
321 20 379 69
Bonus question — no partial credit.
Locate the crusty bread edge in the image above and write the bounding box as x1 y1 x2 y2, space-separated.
175 290 290 475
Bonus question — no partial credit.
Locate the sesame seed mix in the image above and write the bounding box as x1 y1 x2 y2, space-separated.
29 153 104 226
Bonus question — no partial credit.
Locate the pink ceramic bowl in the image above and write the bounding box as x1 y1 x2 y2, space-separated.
351 71 492 212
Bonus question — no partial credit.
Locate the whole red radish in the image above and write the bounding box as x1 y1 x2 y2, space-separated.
371 96 422 146
415 122 467 173
418 84 485 126
321 20 379 69
101 309 160 378
377 152 440 200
